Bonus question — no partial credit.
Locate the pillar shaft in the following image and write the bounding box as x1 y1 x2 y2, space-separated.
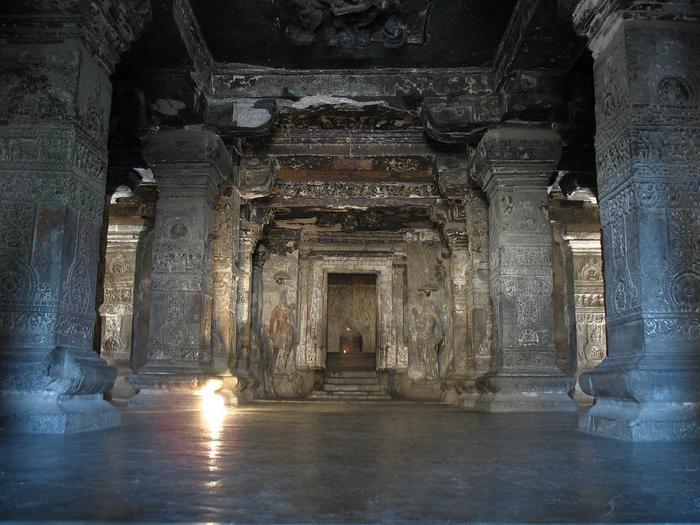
574 0 700 440
443 224 471 378
128 130 232 407
234 222 263 372
0 1 149 432
465 190 492 375
470 127 575 412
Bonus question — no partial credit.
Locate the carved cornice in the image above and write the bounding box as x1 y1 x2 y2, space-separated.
573 0 700 55
271 181 440 200
142 129 233 182
469 126 562 192
0 0 151 73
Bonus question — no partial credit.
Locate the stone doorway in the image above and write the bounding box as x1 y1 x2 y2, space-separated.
325 273 378 372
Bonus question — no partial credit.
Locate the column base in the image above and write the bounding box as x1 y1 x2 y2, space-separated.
127 371 247 409
455 379 480 410
572 382 595 407
0 392 120 433
580 399 700 441
475 374 576 413
127 371 214 409
105 367 137 403
579 364 700 441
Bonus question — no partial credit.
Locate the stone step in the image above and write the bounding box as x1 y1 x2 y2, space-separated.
323 383 384 393
307 391 392 402
325 370 378 379
324 376 379 385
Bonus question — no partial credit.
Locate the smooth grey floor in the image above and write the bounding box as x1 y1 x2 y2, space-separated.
1 401 699 524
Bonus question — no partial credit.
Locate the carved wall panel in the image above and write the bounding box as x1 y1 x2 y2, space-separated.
99 222 147 367
404 230 451 379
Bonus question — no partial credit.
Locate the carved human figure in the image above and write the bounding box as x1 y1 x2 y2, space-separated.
269 291 296 374
409 292 445 381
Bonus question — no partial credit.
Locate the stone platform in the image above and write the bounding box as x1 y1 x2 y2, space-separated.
1 402 699 524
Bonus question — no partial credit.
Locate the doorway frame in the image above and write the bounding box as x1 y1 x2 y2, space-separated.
296 255 407 371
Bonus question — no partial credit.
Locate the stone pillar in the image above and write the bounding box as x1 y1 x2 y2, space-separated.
0 1 149 432
465 190 492 376
128 130 232 407
457 190 493 409
470 127 575 412
211 183 240 375
573 1 700 440
563 232 607 405
99 212 150 400
442 222 471 379
232 220 263 402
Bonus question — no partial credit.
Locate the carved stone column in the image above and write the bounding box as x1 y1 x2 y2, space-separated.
128 130 232 407
442 222 471 379
465 190 493 376
232 219 263 402
0 1 149 432
574 1 700 440
457 189 493 409
470 127 575 412
563 232 607 406
211 183 240 375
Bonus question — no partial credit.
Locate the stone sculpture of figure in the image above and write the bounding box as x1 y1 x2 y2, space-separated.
409 292 445 381
269 292 295 374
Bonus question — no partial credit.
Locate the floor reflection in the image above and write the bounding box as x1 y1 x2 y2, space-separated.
197 379 227 470
1 403 699 524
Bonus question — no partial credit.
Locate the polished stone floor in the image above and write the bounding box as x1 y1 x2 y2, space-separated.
1 401 700 524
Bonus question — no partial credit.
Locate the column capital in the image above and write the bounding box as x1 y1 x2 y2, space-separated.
443 222 470 251
239 220 264 246
562 231 603 253
469 126 562 193
573 0 700 56
0 0 151 73
142 129 234 183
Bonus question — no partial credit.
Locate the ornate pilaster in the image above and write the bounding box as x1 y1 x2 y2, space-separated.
470 126 575 412
563 233 607 405
99 211 150 399
0 1 150 432
573 0 700 440
128 130 233 407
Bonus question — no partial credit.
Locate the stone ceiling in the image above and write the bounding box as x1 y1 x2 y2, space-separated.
187 0 519 69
